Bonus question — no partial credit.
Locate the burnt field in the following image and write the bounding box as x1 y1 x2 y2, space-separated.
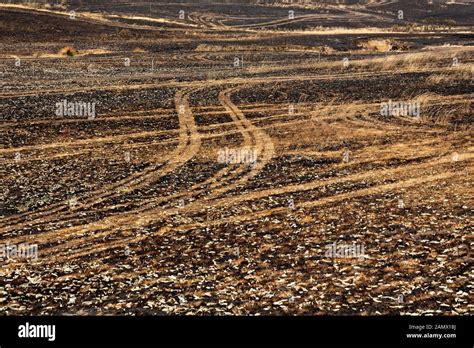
0 0 473 316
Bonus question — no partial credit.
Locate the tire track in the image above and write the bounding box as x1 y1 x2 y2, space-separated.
4 147 470 268
1 84 272 236
0 84 275 256
0 87 201 233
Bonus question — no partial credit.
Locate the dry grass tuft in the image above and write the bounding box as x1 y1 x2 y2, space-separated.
358 39 393 52
132 47 147 53
58 46 77 57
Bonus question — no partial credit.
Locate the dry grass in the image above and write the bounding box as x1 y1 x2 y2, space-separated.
132 47 147 53
58 46 78 57
248 46 474 76
407 92 473 126
196 44 332 53
427 63 474 83
358 39 393 52
354 46 474 71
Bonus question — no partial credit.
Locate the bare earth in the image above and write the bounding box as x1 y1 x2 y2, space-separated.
0 0 472 315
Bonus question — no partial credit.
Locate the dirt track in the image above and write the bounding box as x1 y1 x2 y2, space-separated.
0 1 473 315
